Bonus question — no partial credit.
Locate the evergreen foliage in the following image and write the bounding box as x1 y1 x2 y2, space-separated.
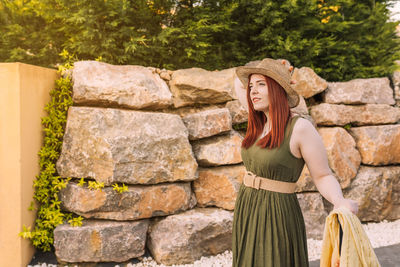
0 0 60 66
1 0 399 81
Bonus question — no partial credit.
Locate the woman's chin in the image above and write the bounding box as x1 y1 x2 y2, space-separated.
253 105 268 112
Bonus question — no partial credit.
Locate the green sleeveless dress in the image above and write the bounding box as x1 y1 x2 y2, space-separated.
232 115 309 267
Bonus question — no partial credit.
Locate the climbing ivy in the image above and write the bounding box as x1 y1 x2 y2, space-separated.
19 51 83 251
19 50 131 251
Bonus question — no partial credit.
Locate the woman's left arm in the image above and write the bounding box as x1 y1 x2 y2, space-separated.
296 118 358 214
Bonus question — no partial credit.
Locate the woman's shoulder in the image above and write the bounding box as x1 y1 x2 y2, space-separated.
292 114 314 125
291 114 317 136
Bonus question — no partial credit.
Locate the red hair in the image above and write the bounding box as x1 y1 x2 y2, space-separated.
241 74 293 149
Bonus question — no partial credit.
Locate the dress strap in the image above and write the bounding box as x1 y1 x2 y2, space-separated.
286 115 302 140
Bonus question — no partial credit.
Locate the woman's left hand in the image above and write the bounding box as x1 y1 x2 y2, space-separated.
333 198 359 215
332 198 358 267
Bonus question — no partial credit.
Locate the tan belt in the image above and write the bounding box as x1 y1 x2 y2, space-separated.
243 170 296 194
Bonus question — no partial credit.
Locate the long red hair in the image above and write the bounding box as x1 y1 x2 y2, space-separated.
242 74 293 149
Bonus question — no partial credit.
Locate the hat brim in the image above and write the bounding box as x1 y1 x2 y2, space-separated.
236 66 300 108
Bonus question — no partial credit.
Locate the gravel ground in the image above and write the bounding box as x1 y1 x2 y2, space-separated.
28 219 400 267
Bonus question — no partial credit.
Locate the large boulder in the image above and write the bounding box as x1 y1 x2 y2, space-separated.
323 78 395 105
348 125 400 165
147 208 233 265
169 68 235 108
160 103 226 118
291 95 309 116
295 127 360 192
310 103 400 126
317 127 361 188
191 130 243 166
392 70 400 105
225 100 248 124
387 170 400 220
56 107 198 185
297 192 328 239
72 61 173 110
193 164 246 210
59 182 196 220
54 219 148 263
344 166 400 222
291 67 328 98
182 108 232 140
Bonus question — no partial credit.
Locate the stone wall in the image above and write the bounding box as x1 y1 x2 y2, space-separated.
53 60 400 265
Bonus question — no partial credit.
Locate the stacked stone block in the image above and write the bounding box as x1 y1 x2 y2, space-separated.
53 60 400 265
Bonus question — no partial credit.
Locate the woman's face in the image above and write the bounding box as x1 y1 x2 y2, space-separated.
249 74 269 112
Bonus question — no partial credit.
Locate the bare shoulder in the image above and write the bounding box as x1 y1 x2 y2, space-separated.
294 116 315 132
291 116 319 144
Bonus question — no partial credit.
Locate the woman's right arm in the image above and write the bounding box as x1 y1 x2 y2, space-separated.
234 76 249 112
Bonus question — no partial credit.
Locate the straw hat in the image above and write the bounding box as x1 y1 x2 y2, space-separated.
235 58 300 108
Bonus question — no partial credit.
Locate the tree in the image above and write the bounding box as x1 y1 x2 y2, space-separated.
1 0 399 81
221 0 400 81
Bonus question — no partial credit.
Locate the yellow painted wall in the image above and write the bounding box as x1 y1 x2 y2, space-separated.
0 63 59 267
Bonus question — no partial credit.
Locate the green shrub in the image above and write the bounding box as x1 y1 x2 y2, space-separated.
19 51 80 252
1 0 399 81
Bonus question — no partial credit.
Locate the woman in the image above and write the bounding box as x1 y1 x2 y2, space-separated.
232 58 358 267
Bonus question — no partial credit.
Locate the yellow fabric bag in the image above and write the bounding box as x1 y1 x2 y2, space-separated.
320 207 380 267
